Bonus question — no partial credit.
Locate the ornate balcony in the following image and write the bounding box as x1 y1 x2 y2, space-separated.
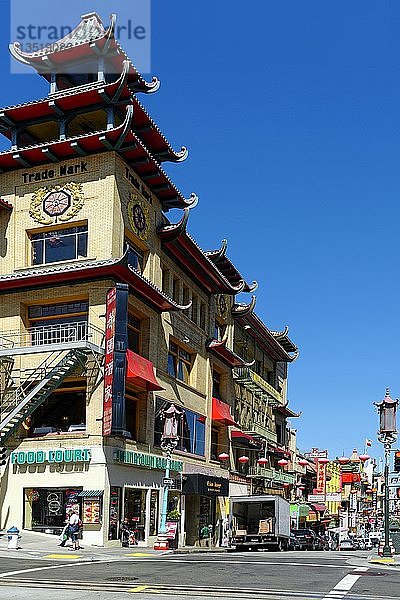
233 367 283 406
247 465 295 485
245 423 277 444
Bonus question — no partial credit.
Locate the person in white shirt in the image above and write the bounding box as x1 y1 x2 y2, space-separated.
67 509 81 551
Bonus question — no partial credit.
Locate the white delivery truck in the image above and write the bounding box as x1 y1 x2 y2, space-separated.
230 495 290 551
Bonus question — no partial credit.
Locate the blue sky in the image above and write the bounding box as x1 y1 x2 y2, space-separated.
1 1 399 460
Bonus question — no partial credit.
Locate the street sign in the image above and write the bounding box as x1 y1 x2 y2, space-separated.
163 477 175 487
308 494 325 502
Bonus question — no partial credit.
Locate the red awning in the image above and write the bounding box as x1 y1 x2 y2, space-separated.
269 445 291 458
231 430 262 449
212 398 238 427
126 350 164 391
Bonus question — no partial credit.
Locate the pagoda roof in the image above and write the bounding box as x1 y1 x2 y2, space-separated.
0 64 187 164
0 198 13 211
207 336 252 369
0 253 189 313
158 210 249 294
9 13 159 94
269 326 298 354
205 240 258 293
0 106 197 211
236 312 299 363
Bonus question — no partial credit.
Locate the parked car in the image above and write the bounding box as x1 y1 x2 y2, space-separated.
291 529 317 550
340 538 356 550
288 533 301 551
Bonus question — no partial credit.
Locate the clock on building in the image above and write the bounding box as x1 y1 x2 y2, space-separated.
127 194 149 240
43 190 71 216
30 183 84 225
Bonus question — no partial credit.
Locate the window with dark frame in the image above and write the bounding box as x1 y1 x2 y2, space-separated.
211 426 219 460
31 225 88 265
212 370 222 400
167 341 193 384
125 240 145 273
191 295 198 324
28 300 89 345
127 314 141 354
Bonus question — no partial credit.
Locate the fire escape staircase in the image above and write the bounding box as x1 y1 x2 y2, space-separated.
0 348 87 445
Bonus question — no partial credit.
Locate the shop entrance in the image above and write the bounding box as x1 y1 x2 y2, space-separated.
122 487 160 546
24 487 82 534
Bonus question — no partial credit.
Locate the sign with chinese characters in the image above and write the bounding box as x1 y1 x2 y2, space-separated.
103 287 116 436
11 448 91 465
305 448 328 459
315 460 327 494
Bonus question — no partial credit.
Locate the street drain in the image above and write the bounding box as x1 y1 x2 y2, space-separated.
106 576 138 582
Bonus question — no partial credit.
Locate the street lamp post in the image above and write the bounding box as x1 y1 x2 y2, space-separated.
154 403 182 551
375 388 398 558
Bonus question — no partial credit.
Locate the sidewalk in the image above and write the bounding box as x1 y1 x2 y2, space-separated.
0 530 170 561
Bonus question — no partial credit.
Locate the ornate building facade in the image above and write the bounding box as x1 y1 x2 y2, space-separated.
0 13 299 547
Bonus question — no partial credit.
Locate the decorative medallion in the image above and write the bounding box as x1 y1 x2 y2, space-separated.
30 183 84 225
127 193 149 240
216 294 228 319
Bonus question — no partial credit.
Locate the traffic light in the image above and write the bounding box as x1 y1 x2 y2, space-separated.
0 447 7 466
394 451 400 473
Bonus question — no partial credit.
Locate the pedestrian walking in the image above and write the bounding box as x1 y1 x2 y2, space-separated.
67 509 83 551
58 522 70 547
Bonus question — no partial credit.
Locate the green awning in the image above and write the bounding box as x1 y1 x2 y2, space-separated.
77 490 104 497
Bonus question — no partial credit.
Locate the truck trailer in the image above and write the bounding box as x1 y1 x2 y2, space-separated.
230 495 290 551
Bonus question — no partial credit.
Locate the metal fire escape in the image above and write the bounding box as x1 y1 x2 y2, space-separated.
0 321 105 445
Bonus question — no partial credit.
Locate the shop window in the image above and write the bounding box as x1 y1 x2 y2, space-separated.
125 393 138 440
29 381 86 434
109 487 122 540
31 225 88 265
127 314 141 354
183 285 190 308
167 341 193 384
24 487 82 533
125 241 145 273
28 300 88 345
124 489 147 543
154 398 206 456
212 371 222 400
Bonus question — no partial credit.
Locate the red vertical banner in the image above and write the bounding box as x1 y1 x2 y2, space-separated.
103 287 116 436
315 460 327 494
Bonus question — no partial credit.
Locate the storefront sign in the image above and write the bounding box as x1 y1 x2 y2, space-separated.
21 161 89 184
103 287 117 436
308 494 325 502
113 449 183 473
11 448 92 465
315 460 327 493
326 493 342 502
165 521 178 540
182 473 229 497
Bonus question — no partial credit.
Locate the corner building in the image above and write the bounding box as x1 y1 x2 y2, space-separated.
0 13 298 547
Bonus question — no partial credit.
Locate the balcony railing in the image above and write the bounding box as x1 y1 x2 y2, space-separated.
245 423 277 443
0 321 105 356
234 367 283 405
247 465 296 485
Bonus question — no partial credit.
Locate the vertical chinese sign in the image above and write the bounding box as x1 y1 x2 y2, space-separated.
103 287 116 436
315 460 327 494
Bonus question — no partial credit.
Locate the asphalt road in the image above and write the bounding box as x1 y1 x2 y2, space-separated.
0 550 398 599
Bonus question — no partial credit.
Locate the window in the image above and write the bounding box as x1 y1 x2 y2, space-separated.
31 225 88 265
200 302 206 330
211 426 220 460
212 371 222 400
191 295 198 324
125 241 144 273
167 341 192 384
162 267 170 294
172 278 180 303
28 300 88 345
214 320 226 342
127 314 141 354
154 398 205 456
183 285 190 306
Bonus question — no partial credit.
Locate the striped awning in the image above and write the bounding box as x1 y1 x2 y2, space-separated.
77 490 104 497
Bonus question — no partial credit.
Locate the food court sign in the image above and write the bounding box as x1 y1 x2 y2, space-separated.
11 448 92 465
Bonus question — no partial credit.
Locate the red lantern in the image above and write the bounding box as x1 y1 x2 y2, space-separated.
318 457 329 465
298 485 306 491
257 457 268 466
277 459 289 467
359 454 370 462
298 459 308 467
238 456 249 464
283 482 290 488
218 453 229 461
338 456 349 465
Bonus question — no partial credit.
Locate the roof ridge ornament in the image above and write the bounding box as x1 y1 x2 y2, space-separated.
157 208 191 241
231 295 257 318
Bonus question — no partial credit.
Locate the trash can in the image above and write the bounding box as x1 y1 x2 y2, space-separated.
7 526 20 549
